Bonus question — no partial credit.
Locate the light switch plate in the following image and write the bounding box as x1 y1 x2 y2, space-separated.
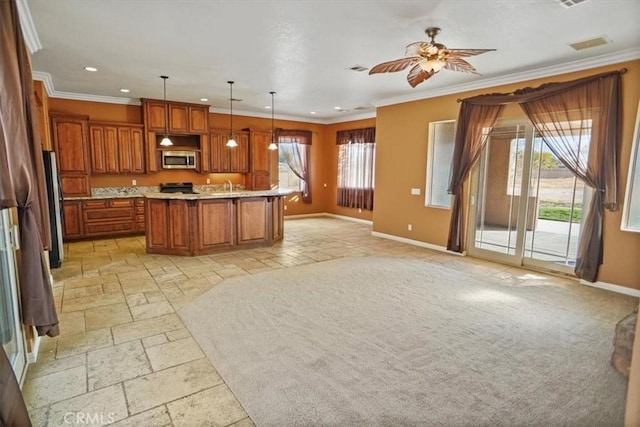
411 188 421 195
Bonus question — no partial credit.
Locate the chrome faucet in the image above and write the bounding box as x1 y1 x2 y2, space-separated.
224 180 233 193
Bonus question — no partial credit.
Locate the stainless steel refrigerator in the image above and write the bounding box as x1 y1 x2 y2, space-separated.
42 151 64 268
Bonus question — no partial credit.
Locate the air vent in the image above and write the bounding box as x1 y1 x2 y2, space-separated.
348 65 369 72
352 106 368 111
555 0 588 8
230 98 242 102
569 35 611 51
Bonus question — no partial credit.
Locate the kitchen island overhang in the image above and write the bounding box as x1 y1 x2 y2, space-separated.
144 189 291 256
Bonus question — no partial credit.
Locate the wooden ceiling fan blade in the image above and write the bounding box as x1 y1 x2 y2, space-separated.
444 57 481 75
406 63 433 88
369 57 420 75
447 48 496 58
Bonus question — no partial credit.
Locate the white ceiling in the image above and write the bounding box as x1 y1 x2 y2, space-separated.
24 0 640 124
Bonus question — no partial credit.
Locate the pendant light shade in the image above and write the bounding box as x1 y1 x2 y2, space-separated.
226 81 237 148
159 75 173 147
268 91 278 151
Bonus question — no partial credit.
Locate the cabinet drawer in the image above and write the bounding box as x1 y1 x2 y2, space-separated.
135 206 145 215
84 207 134 222
85 221 135 236
110 199 134 208
135 199 145 207
83 200 108 209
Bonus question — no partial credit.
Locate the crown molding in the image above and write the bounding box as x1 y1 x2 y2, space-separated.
16 0 42 53
372 47 640 108
32 71 55 95
209 107 328 125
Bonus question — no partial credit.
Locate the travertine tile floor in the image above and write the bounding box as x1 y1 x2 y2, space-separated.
23 217 598 426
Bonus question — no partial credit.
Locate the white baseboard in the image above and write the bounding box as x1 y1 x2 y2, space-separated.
580 279 640 298
371 231 465 256
323 213 373 225
285 212 373 225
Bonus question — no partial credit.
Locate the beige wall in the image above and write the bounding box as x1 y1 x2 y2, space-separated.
373 60 640 290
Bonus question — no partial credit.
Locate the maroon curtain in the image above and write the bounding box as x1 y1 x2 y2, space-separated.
277 129 312 203
446 104 504 252
0 0 59 336
336 127 376 210
448 70 624 282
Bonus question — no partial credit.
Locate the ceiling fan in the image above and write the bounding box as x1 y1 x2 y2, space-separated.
369 27 496 88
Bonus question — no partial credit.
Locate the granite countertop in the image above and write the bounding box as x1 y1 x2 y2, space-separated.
64 186 294 201
143 188 294 200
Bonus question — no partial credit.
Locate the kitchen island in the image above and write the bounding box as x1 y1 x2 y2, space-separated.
144 190 290 256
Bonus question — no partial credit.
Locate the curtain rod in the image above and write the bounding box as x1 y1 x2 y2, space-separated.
456 68 628 103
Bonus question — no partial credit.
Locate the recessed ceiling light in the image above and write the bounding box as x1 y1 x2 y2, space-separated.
333 106 341 110
84 66 98 72
200 98 208 102
265 106 271 109
120 88 130 93
310 112 317 115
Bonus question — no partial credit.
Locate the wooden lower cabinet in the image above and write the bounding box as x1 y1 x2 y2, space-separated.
195 199 235 252
146 199 169 250
168 200 191 252
271 196 284 242
145 195 286 255
236 198 268 246
62 200 83 239
62 197 145 240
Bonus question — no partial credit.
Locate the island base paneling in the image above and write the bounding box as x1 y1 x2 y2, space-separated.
145 194 285 256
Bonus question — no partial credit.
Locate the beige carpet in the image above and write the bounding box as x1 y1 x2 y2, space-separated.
179 257 637 426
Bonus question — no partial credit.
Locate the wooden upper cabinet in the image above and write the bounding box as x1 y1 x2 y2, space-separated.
230 132 249 173
210 129 249 173
117 127 144 173
103 127 119 173
52 116 89 174
89 125 106 174
144 101 167 132
168 104 188 134
189 106 209 133
89 123 144 174
142 99 209 136
250 130 271 173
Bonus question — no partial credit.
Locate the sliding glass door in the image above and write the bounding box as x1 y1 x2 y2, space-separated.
468 120 591 274
0 209 27 385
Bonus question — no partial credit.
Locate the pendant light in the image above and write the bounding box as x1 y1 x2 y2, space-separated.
268 91 278 150
159 75 173 147
226 81 237 147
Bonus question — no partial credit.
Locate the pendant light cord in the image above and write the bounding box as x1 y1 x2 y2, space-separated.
228 81 234 137
270 91 275 142
161 75 169 138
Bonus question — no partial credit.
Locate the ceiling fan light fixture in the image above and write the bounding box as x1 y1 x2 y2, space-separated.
419 59 446 74
268 91 278 151
160 75 173 147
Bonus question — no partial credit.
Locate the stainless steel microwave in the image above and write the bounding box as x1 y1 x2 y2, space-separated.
162 150 197 169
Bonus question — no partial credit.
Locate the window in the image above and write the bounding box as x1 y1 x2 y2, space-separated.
277 130 312 203
278 146 303 191
622 99 640 232
336 127 376 210
425 120 455 208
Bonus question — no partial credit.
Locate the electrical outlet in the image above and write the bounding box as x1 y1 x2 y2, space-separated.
407 224 413 231
284 205 288 211
358 208 362 213
323 183 327 188
411 188 421 195
131 179 137 186
206 178 211 184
